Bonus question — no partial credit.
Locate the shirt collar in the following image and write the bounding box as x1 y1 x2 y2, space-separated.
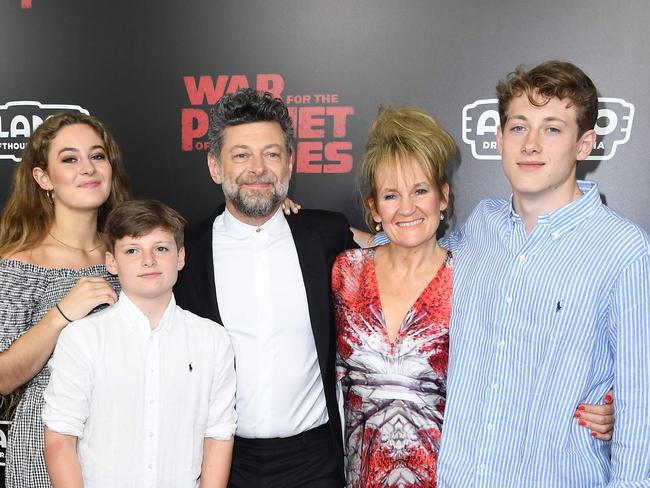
222 206 289 238
508 180 600 238
115 291 176 335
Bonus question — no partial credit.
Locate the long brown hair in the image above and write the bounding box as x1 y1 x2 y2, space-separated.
0 113 130 419
0 112 131 257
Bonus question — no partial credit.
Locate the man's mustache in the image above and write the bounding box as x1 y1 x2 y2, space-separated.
237 175 277 185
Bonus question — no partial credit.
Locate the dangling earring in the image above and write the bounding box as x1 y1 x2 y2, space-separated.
375 222 383 232
46 190 54 204
440 212 445 221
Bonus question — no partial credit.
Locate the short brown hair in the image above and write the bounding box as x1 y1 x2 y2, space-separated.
496 60 598 138
104 199 186 253
360 106 456 232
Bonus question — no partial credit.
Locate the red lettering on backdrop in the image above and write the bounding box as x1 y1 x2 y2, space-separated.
256 74 284 98
183 76 229 105
184 74 284 105
226 75 250 94
180 75 354 174
298 107 325 138
287 107 299 134
21 0 32 8
181 109 208 151
327 107 353 137
297 142 324 173
324 142 353 173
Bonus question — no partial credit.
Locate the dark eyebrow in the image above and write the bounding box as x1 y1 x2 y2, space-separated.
508 115 568 125
57 147 80 156
542 117 568 125
229 144 284 152
57 144 105 156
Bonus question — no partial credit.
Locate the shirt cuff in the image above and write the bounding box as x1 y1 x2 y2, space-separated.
42 417 84 438
204 422 236 441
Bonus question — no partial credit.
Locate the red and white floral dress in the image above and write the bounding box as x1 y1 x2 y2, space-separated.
333 248 452 488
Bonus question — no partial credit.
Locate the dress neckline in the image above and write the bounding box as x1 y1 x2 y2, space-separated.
1 258 108 274
368 247 452 347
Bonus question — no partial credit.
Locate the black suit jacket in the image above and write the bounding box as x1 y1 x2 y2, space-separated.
174 205 355 476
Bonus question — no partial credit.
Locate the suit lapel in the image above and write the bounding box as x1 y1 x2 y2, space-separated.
193 208 224 325
287 215 330 376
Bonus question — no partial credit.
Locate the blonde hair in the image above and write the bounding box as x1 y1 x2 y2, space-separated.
360 107 456 231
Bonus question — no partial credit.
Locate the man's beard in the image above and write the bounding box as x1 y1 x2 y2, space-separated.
221 171 290 219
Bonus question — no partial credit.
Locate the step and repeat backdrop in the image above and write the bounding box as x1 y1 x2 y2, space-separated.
0 0 648 484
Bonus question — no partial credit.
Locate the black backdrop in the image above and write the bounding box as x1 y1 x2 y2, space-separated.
1 0 649 484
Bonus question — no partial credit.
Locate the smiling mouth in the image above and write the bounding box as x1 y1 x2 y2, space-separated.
243 183 272 189
396 218 424 228
79 181 101 188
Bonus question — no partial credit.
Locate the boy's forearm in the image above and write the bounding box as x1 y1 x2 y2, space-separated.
44 428 84 488
200 437 234 488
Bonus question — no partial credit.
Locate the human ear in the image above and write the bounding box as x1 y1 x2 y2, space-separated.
368 197 381 224
176 246 186 271
576 129 596 161
105 251 118 275
440 183 450 211
207 153 222 185
496 126 504 155
32 167 52 191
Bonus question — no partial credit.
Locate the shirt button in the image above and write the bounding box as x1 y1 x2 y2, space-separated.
505 296 513 304
492 383 499 391
518 255 526 263
486 423 493 431
552 231 560 239
498 340 507 348
149 432 154 438
478 463 487 472
256 228 262 233
148 464 154 470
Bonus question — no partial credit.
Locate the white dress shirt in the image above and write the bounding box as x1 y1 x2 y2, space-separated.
43 292 237 488
212 207 328 438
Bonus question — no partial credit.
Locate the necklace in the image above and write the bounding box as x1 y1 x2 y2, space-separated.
48 231 103 253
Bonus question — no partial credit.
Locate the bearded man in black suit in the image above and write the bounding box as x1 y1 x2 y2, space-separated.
175 88 352 488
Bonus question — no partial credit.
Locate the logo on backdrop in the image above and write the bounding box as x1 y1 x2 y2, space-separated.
0 421 9 467
462 97 635 161
0 101 90 163
180 73 355 173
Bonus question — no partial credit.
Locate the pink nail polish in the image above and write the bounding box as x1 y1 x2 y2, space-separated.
591 431 598 437
578 405 586 411
604 394 613 402
574 412 581 418
578 420 586 427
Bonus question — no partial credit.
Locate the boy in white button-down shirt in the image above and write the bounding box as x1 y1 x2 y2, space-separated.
43 199 237 488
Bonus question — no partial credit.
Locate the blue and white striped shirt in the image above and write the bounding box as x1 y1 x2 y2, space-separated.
437 180 650 487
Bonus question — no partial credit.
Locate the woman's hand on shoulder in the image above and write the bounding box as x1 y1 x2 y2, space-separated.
56 277 117 323
351 227 375 248
281 198 301 215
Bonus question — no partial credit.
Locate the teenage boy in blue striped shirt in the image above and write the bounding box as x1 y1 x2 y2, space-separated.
436 60 650 487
